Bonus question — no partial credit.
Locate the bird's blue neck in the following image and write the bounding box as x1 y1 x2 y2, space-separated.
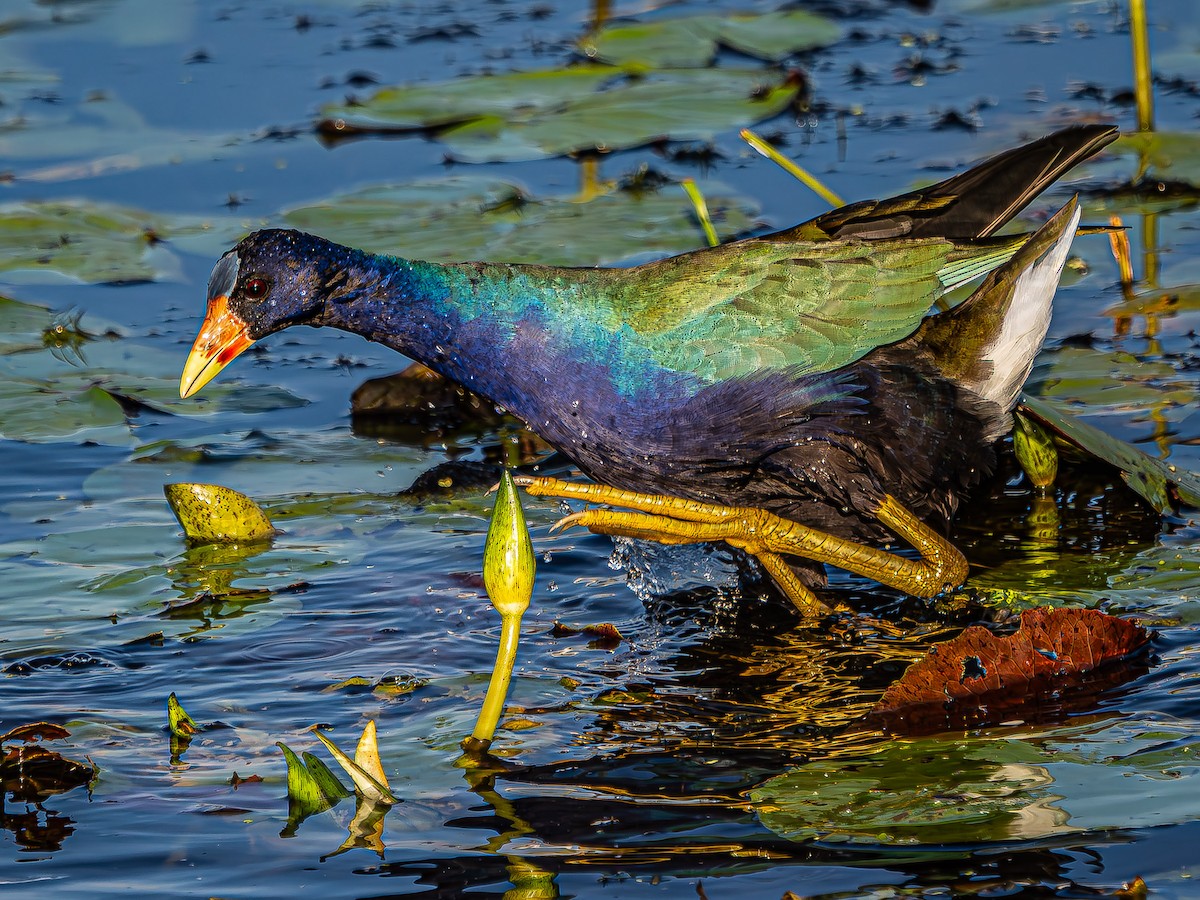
312 247 701 460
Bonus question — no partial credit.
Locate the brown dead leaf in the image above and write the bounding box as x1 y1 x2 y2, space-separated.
869 607 1151 734
0 722 71 745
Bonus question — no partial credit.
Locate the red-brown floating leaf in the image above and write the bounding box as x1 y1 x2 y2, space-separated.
2 744 96 802
550 621 623 647
869 607 1151 734
230 772 264 787
582 623 623 641
0 722 70 745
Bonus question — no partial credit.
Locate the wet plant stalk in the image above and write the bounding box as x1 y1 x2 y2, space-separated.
1129 0 1154 131
741 128 845 207
682 178 719 248
468 613 523 750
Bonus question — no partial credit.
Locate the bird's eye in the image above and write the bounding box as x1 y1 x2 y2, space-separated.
243 277 271 301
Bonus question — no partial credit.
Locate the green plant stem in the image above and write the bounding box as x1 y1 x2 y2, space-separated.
1129 0 1154 131
741 128 845 207
467 611 524 751
682 179 720 248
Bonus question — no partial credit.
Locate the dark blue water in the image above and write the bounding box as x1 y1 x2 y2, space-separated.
2 1 1199 896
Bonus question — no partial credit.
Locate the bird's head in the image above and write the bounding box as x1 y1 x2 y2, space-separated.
179 229 334 398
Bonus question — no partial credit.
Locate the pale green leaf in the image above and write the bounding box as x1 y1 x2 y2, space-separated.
314 725 397 804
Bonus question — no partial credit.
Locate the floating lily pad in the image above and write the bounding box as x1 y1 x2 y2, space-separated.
1112 131 1200 181
1103 283 1200 318
1028 345 1195 413
0 200 175 283
0 296 306 444
755 715 1200 845
319 67 802 163
580 10 842 67
752 736 1064 845
284 175 758 266
0 199 246 284
1 85 252 185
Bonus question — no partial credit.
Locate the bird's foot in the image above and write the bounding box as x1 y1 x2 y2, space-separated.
511 476 968 614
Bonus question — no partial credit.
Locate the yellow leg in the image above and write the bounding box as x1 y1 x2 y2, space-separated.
512 476 968 613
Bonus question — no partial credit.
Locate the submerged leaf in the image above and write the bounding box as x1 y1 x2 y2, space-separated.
164 482 277 544
0 723 95 802
869 607 1151 734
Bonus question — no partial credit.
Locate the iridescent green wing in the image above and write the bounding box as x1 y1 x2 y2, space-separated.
609 233 1025 383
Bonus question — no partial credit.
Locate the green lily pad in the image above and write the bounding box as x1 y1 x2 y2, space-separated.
1028 345 1195 413
319 66 803 163
752 737 1061 845
0 296 306 444
1103 283 1200 318
1112 131 1200 180
0 199 247 284
1108 541 1200 620
283 175 759 266
0 200 175 284
755 715 1200 845
580 10 842 67
1 85 254 185
0 378 133 445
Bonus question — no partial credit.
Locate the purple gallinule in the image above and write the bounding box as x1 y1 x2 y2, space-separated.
180 125 1115 614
